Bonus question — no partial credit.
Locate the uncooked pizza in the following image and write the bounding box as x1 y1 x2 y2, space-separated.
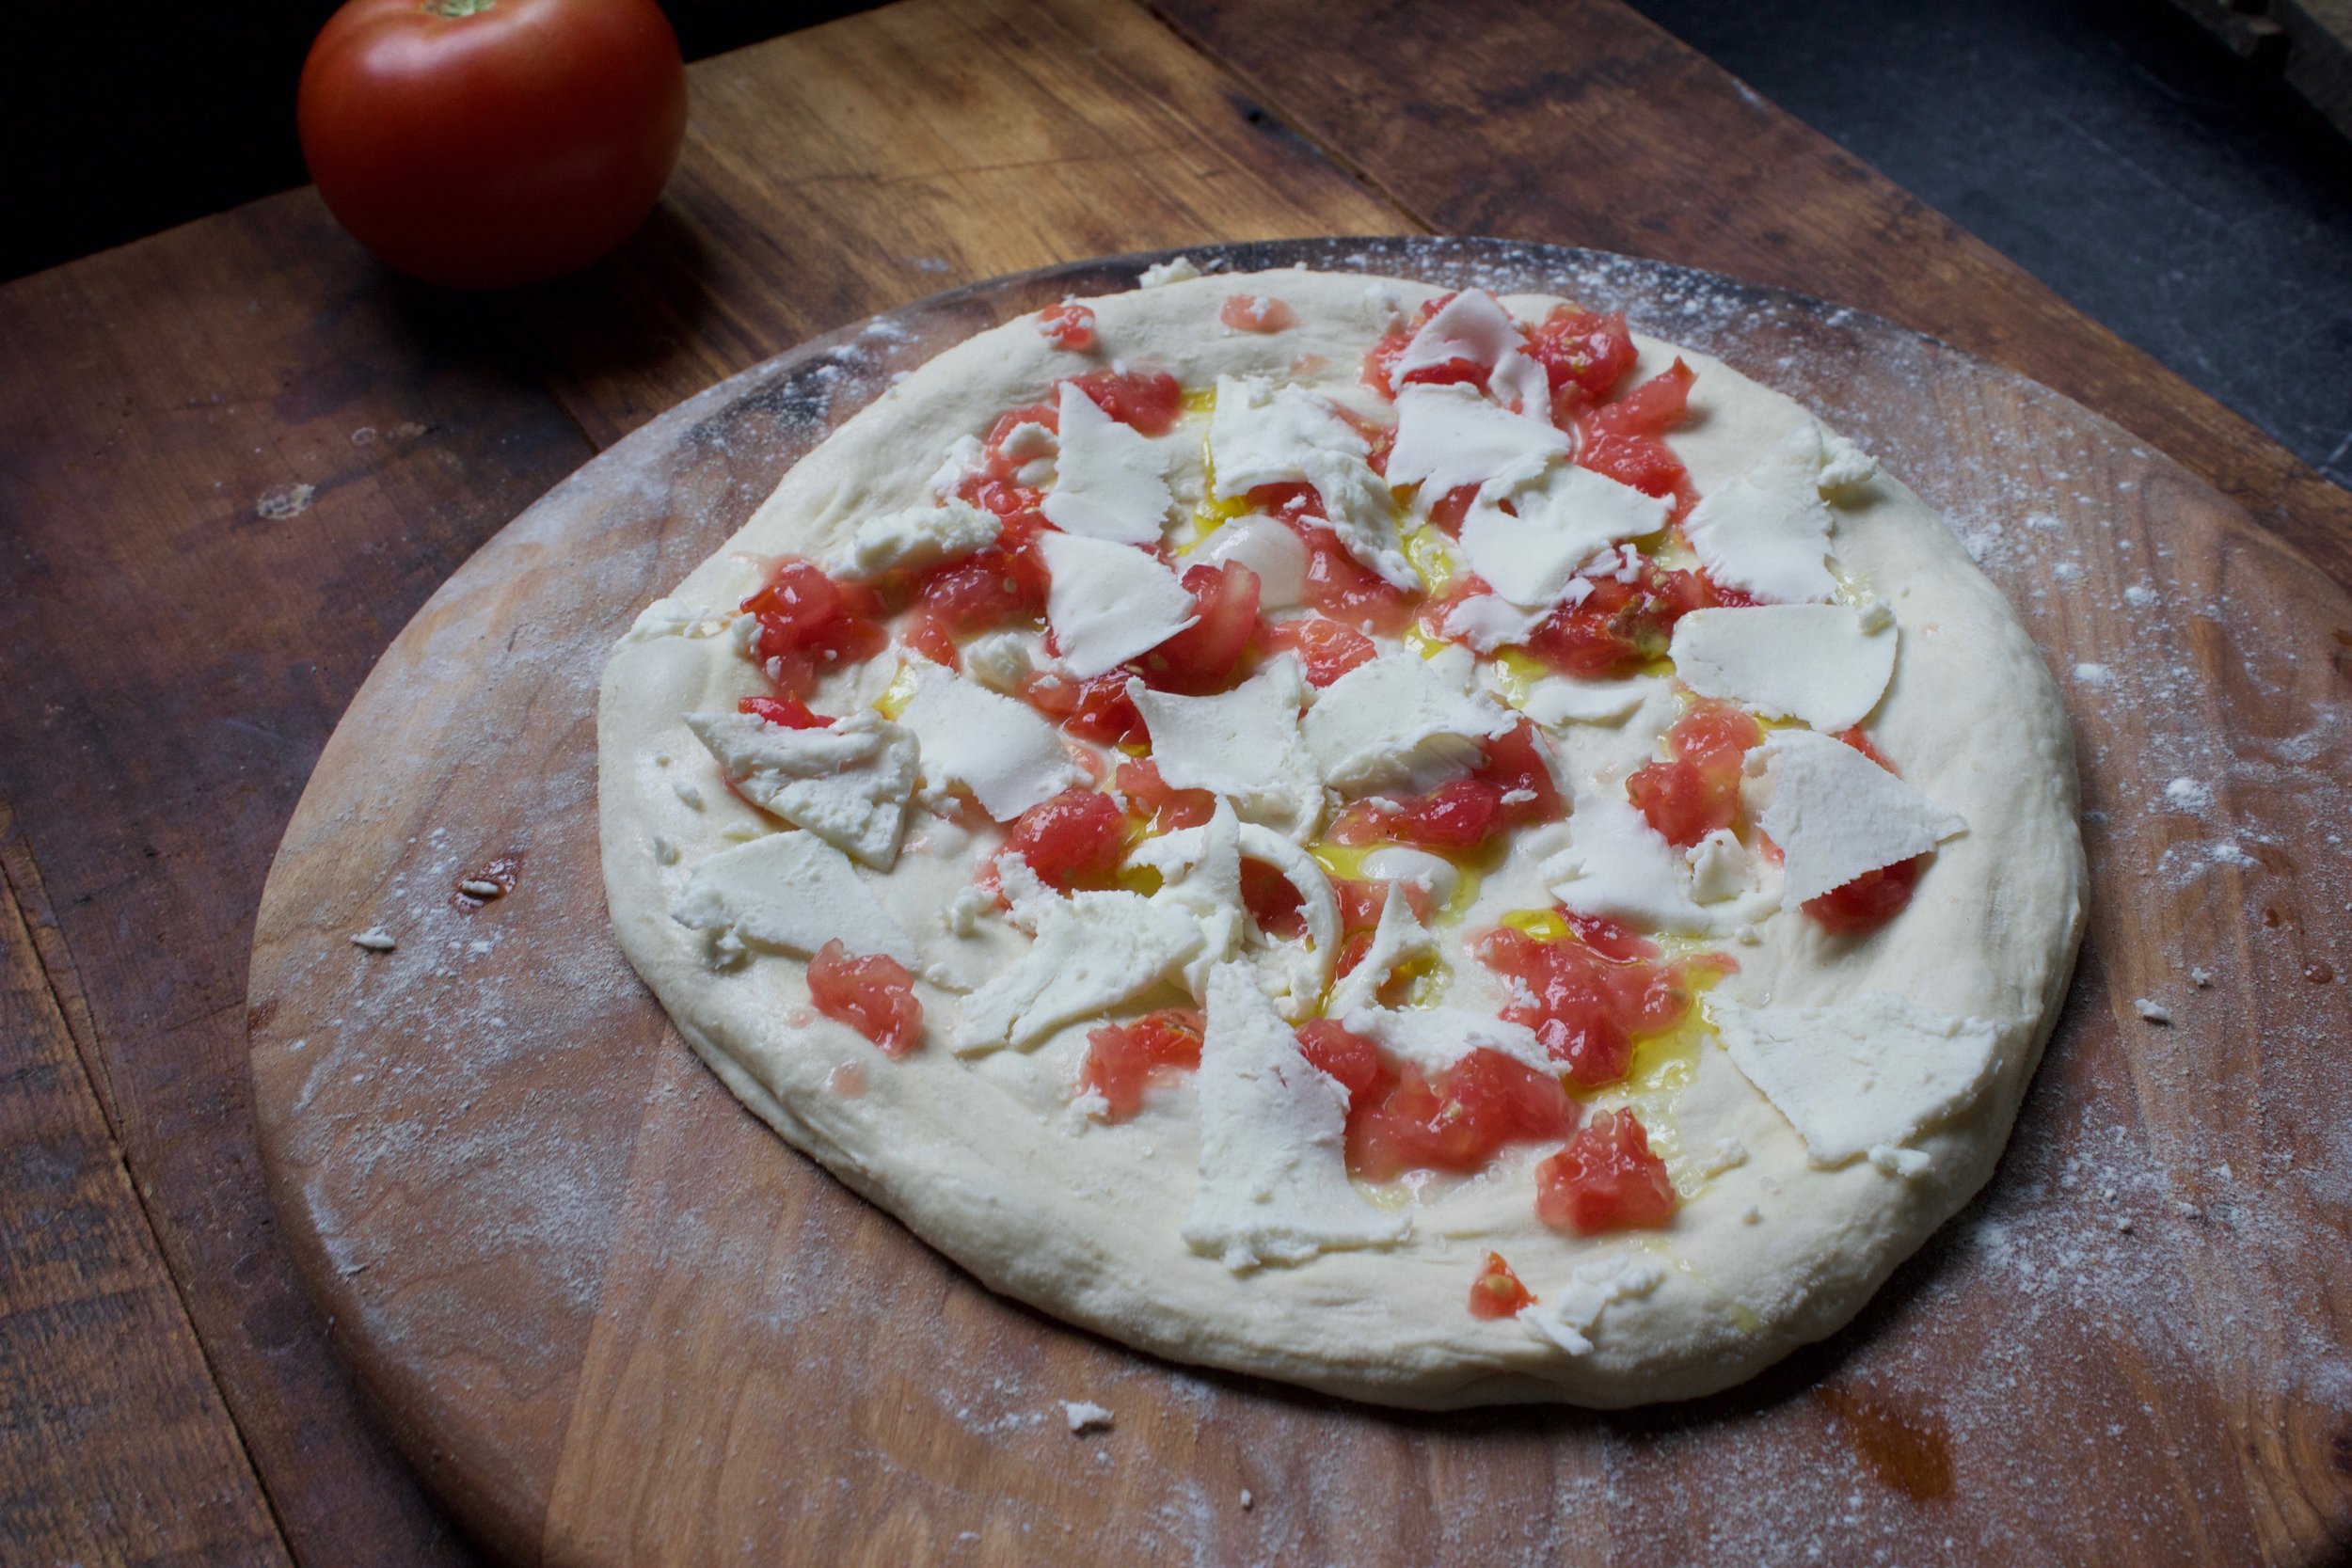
597 263 2085 1407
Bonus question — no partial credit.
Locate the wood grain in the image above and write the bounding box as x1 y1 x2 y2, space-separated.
0 808 291 1568
1148 0 2352 590
248 240 2352 1567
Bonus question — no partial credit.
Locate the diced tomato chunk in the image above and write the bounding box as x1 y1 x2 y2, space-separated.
1836 724 1894 770
1264 615 1376 686
1563 911 1657 962
1081 1007 1204 1119
1524 559 1720 679
1479 721 1565 827
1525 307 1639 413
1295 1018 1384 1108
1474 925 1699 1088
1241 859 1307 941
1332 778 1505 852
1001 788 1127 892
1253 484 1417 638
1362 329 1411 400
1576 359 1695 503
1804 854 1927 934
1425 483 1479 537
1220 293 1299 334
1135 562 1263 694
1468 1251 1535 1319
1348 1049 1575 1181
1020 668 1145 746
1626 700 1765 848
739 694 831 729
1114 758 1216 831
1038 301 1097 352
1534 1110 1677 1235
806 939 924 1058
1063 369 1184 436
1333 877 1435 935
739 558 890 699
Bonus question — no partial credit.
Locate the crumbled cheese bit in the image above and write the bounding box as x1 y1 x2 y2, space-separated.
1701 1137 1749 1177
685 708 919 869
349 927 396 952
1302 645 1516 795
829 498 1001 582
1518 1252 1665 1356
1137 256 1200 287
961 630 1035 694
1710 993 2006 1165
1062 1400 1115 1433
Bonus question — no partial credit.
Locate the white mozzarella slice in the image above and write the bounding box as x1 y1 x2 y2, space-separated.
1386 383 1569 501
1194 513 1310 610
683 709 918 869
1518 673 1668 728
829 498 1001 583
1518 1251 1667 1356
1439 593 1548 655
1130 800 1248 995
1709 993 2006 1166
1394 289 1522 377
960 629 1035 694
1336 1005 1554 1078
1039 531 1198 678
1668 604 1898 732
1541 788 1773 935
1130 810 1342 1018
953 885 1203 1053
1323 885 1438 1017
1682 420 1862 604
670 832 916 964
1125 656 1321 832
1182 962 1410 1271
1207 373 1368 493
1459 462 1670 609
1358 846 1457 908
1299 446 1417 590
1488 347 1552 421
897 662 1087 821
1302 645 1516 795
1041 381 1173 545
1744 730 1965 909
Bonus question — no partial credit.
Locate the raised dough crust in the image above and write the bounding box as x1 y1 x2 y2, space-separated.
597 268 2086 1407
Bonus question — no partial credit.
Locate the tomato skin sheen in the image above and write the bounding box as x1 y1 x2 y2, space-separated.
1475 925 1696 1088
1063 370 1184 436
1525 307 1639 414
806 940 924 1058
1328 721 1561 852
298 0 686 289
1002 788 1128 893
1264 615 1376 687
1804 854 1927 933
1136 562 1263 694
1114 758 1216 832
1468 1252 1536 1319
738 694 830 730
1348 1049 1575 1181
1039 302 1098 352
740 559 889 699
1082 1008 1205 1119
1021 668 1145 747
1534 1110 1677 1235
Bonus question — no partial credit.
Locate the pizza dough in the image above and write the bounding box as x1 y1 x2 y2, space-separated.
597 266 2085 1407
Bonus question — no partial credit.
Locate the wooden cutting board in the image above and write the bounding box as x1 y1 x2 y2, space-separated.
245 238 2352 1568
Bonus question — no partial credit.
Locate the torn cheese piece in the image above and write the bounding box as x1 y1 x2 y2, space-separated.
1683 828 1753 905
1131 800 1248 995
1182 962 1409 1270
1194 513 1310 610
1744 729 1965 909
683 709 917 869
1358 846 1457 908
1301 446 1416 589
1040 531 1198 678
1137 256 1200 287
1518 1252 1667 1355
1302 645 1516 795
1323 884 1437 1016
1668 604 1898 732
1208 373 1367 493
1338 1005 1553 1078
897 662 1087 820
1518 673 1668 728
1541 787 1772 935
1041 380 1173 545
1386 382 1569 503
953 885 1202 1053
1439 593 1549 655
1709 993 2005 1166
1130 809 1341 1017
1126 656 1320 832
1681 420 1860 603
1393 289 1549 420
829 498 1001 583
670 832 916 964
1459 462 1671 610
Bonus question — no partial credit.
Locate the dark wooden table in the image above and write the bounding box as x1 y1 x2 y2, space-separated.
3 2 2346 1564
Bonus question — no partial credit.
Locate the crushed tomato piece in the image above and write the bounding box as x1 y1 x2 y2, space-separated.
1220 293 1299 334
1328 721 1562 852
739 558 890 700
1250 483 1417 637
1626 700 1765 847
739 694 831 729
1133 562 1263 694
1114 758 1216 831
1264 614 1376 686
1523 558 1721 679
1081 1007 1204 1119
1468 1251 1536 1319
1001 787 1128 892
805 940 923 1058
1524 307 1639 423
1297 1019 1573 1180
1473 923 1701 1088
1019 667 1145 746
1576 358 1696 506
1062 368 1184 436
1038 301 1097 352
1534 1109 1677 1235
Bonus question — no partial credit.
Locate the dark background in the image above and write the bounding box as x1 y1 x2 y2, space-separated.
6 0 2346 487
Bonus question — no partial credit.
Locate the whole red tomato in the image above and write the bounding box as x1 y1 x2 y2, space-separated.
298 0 687 289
